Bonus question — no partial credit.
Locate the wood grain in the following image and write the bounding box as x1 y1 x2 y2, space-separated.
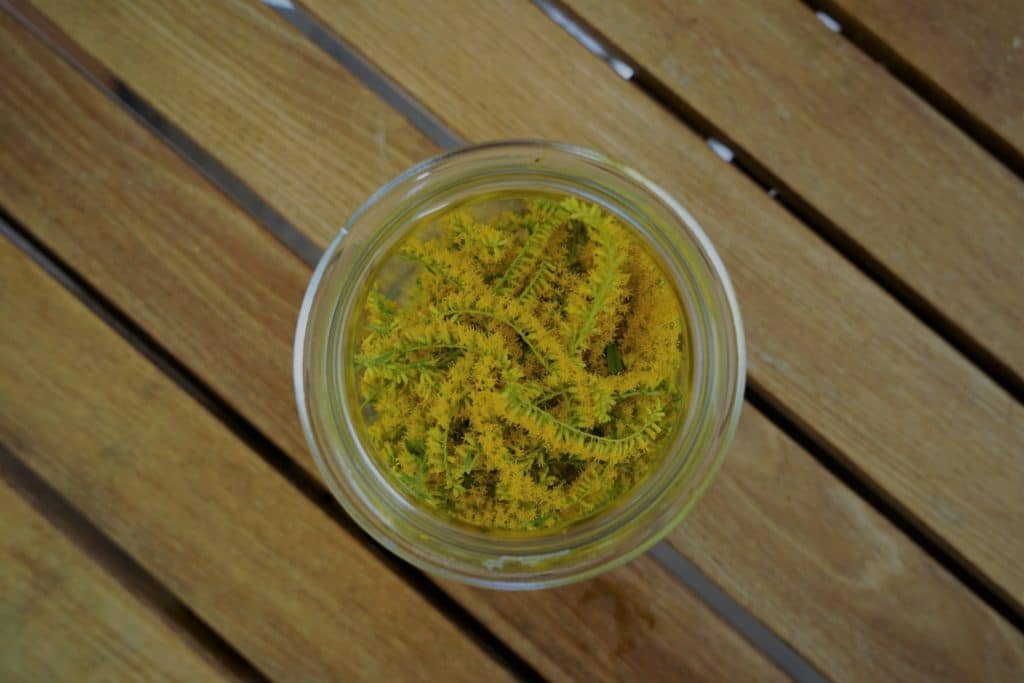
9 0 1023 676
0 480 229 682
292 0 1024 610
675 405 1024 680
6 4 312 466
823 0 1024 156
443 556 785 682
568 0 1024 381
0 11 784 681
28 0 436 245
0 232 511 683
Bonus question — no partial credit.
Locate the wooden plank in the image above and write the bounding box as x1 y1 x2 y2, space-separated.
0 481 229 682
2 6 1015 683
0 228 511 682
822 0 1024 157
0 12 784 681
26 0 436 245
566 0 1024 382
284 0 1024 610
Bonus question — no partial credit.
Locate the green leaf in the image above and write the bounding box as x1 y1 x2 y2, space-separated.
566 218 588 268
605 343 625 375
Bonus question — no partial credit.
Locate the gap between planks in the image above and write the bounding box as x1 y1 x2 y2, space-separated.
649 542 826 682
0 210 544 683
530 0 1024 406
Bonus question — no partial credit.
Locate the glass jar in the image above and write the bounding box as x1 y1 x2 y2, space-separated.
294 141 744 589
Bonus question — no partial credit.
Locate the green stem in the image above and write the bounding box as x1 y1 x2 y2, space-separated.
441 417 451 488
356 343 467 369
614 388 665 401
443 309 553 374
535 385 569 405
503 388 663 456
494 214 558 294
517 256 553 302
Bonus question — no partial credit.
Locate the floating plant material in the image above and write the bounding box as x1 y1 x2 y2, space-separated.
356 196 688 531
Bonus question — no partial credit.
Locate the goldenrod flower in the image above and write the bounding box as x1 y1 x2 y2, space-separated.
356 196 687 531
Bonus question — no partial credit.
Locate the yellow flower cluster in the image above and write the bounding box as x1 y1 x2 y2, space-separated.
356 196 687 531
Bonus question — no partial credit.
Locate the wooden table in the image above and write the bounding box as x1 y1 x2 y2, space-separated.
1 1 1022 680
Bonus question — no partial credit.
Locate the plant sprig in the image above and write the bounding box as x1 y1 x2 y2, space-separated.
358 196 686 531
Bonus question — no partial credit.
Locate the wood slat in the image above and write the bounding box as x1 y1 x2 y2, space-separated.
284 0 1024 610
0 222 509 682
7 3 1022 679
566 0 1024 382
0 480 229 682
821 0 1024 158
0 10 784 681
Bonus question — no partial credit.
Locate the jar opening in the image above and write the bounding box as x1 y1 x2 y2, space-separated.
347 191 694 535
296 141 744 589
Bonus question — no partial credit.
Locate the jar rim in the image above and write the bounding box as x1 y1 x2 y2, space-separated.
295 140 745 589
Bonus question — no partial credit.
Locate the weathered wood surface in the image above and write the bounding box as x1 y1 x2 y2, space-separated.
0 9 783 681
0 478 231 682
6 1 1022 678
29 0 436 244
823 0 1024 157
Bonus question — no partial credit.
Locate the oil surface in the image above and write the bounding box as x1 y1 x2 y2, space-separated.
354 193 690 532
